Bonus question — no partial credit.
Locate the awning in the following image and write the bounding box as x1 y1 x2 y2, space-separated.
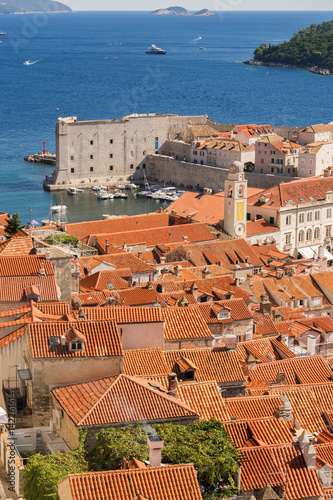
17 368 32 381
298 245 333 261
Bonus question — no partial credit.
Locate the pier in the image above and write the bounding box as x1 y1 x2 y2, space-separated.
24 152 56 166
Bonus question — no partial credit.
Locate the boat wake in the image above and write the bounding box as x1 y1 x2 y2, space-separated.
192 36 202 41
23 59 40 66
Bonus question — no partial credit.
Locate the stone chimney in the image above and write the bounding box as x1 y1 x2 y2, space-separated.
318 246 325 259
174 265 182 278
138 251 143 260
279 395 292 420
247 274 253 286
78 308 87 320
39 262 46 277
303 441 317 469
202 267 211 280
45 250 51 261
307 334 316 356
190 282 198 300
121 297 125 305
167 372 178 395
272 309 282 322
234 277 240 287
259 293 272 316
160 256 166 264
290 266 296 276
182 235 188 242
147 435 164 467
276 268 284 279
105 239 110 254
276 372 287 385
147 280 154 290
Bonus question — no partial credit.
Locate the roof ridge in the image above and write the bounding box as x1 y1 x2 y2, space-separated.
78 374 122 426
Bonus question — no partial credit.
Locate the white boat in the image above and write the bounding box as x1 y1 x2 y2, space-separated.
91 186 100 191
100 185 108 191
0 32 7 36
67 187 78 195
51 204 67 212
76 188 84 193
115 184 126 190
145 44 166 55
113 190 128 199
23 60 40 66
125 183 138 189
96 192 111 199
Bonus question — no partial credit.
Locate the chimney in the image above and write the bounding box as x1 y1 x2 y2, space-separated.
147 435 164 467
105 239 110 254
276 268 284 279
307 334 316 356
272 308 282 322
182 235 188 242
147 280 154 290
39 261 46 277
78 308 87 320
202 267 211 280
234 277 240 287
279 395 292 420
247 274 253 286
174 265 182 278
259 293 272 315
318 245 325 259
303 442 317 469
167 372 178 395
160 256 166 264
290 266 296 276
276 372 287 385
138 251 143 259
45 250 51 261
121 297 125 305
190 282 198 300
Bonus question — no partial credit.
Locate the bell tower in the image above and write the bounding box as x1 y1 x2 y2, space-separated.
223 161 247 239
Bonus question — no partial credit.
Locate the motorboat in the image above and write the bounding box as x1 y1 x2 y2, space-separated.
125 183 138 189
0 32 7 36
145 44 166 55
96 191 112 199
115 184 126 190
91 186 100 191
51 204 67 212
113 190 128 199
100 185 108 190
67 187 78 195
23 60 40 66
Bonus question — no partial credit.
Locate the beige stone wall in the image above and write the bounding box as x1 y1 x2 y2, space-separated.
164 337 214 350
51 395 80 450
139 155 294 192
30 356 122 426
119 322 164 351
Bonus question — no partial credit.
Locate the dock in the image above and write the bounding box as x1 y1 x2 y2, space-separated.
24 152 56 166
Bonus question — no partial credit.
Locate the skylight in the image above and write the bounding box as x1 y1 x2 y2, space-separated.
309 196 314 201
299 197 305 202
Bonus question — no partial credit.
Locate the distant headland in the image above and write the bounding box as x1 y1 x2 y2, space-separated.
244 19 333 76
151 6 214 16
0 0 72 14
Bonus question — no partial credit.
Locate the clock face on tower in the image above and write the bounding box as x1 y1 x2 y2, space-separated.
235 223 245 236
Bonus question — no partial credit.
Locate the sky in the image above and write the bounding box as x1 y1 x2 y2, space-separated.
68 0 333 11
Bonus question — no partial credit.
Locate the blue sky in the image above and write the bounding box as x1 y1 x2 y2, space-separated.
68 0 333 11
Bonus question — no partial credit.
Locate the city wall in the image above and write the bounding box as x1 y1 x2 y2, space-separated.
138 154 294 191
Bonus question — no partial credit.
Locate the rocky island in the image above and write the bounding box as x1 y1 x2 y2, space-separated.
0 0 72 14
244 19 333 76
151 6 214 15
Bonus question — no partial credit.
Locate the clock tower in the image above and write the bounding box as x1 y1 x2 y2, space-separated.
223 161 247 239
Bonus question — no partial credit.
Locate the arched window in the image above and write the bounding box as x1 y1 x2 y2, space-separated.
238 185 244 197
314 227 320 239
298 230 304 242
306 229 312 241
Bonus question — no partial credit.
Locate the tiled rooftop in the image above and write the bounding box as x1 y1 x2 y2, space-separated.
52 374 198 427
123 348 169 377
177 381 230 421
58 464 203 500
28 320 123 359
82 305 164 324
163 307 213 341
0 276 58 302
79 269 131 292
0 255 54 276
224 417 294 448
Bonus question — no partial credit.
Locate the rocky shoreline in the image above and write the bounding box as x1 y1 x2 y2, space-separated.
243 59 333 76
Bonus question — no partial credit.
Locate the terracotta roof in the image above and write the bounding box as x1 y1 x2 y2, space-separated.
28 320 123 359
163 307 213 341
58 464 203 500
123 348 169 377
0 326 26 349
236 337 295 365
240 444 323 500
92 222 215 252
248 176 333 209
224 417 294 448
0 229 35 256
300 123 333 133
225 394 281 421
82 306 164 324
0 213 11 226
0 276 58 302
252 312 279 336
164 348 245 385
79 252 155 275
196 298 252 323
248 355 332 386
80 269 130 292
0 255 54 276
66 212 171 241
52 374 198 427
177 381 230 421
246 218 279 236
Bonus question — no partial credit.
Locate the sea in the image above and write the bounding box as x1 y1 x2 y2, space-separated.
0 10 332 224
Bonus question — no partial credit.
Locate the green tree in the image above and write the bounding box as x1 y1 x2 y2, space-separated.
23 438 88 500
87 420 239 499
4 212 23 235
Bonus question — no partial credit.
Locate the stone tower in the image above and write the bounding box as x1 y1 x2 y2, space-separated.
223 160 247 239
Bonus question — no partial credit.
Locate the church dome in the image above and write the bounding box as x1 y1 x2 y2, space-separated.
229 160 243 174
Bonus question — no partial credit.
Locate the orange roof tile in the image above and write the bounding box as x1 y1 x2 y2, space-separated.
123 348 169 377
59 464 203 500
80 269 130 292
177 381 230 421
82 305 164 324
224 417 294 448
66 212 171 241
0 255 54 276
248 355 332 385
163 307 213 341
0 276 58 302
196 298 252 324
52 374 198 427
28 320 123 359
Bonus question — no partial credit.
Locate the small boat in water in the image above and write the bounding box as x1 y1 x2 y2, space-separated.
51 204 67 212
67 187 78 195
91 186 100 191
0 32 7 36
23 60 40 66
113 190 128 199
125 183 138 189
146 44 166 55
96 191 112 199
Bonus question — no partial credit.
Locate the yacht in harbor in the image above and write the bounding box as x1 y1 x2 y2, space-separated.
145 44 166 55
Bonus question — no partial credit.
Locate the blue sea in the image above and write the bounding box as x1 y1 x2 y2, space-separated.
0 10 332 223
